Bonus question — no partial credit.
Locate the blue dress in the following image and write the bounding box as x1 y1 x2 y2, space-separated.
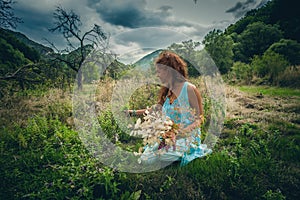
140 82 212 166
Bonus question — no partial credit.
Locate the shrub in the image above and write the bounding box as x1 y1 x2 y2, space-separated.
251 51 290 85
278 66 300 88
229 61 252 84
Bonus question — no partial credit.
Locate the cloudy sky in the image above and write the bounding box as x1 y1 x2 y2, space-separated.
13 0 270 63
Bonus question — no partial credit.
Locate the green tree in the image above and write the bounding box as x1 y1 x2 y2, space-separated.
266 39 300 66
202 29 234 74
168 40 201 77
235 22 283 63
226 15 256 35
226 0 300 43
269 0 300 42
169 39 200 58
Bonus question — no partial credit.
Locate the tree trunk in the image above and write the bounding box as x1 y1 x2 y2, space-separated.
77 69 83 90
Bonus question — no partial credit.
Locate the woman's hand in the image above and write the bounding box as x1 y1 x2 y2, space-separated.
162 130 176 139
180 119 202 134
123 110 133 117
123 109 146 117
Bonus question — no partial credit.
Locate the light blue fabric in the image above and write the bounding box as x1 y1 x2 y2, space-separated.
140 82 212 166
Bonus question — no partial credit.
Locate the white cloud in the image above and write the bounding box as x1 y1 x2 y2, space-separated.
109 27 194 64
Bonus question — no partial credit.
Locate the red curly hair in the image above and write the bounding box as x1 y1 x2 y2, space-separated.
155 50 188 105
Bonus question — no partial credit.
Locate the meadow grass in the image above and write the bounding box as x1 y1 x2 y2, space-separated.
1 79 299 199
238 85 300 97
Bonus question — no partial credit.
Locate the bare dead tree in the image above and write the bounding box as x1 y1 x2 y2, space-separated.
48 6 108 90
0 0 22 29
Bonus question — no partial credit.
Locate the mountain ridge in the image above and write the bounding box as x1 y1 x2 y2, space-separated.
1 28 53 55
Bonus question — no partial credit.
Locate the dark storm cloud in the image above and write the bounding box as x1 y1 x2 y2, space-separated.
226 0 270 18
87 0 184 28
11 0 249 52
14 7 53 30
100 7 151 28
12 0 102 50
13 5 60 45
226 2 243 13
159 5 172 12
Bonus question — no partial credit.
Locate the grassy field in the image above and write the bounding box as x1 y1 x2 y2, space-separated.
0 81 299 199
238 85 300 97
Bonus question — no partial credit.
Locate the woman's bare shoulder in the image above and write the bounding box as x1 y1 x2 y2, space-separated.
187 82 198 92
187 82 202 97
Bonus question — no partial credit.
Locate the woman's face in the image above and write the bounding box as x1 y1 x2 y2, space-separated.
156 64 169 83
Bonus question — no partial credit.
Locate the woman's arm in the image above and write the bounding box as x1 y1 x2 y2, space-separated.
126 108 147 117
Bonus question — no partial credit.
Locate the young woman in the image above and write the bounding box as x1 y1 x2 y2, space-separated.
128 50 211 166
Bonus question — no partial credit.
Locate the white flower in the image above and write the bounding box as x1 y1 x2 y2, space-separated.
133 152 142 156
156 124 165 130
145 109 150 115
134 118 142 129
128 108 179 148
165 138 172 145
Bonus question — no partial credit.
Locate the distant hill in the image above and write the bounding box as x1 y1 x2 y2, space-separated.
1 28 39 68
133 49 201 77
133 49 163 70
0 28 53 55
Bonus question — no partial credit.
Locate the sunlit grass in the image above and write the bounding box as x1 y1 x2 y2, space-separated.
238 85 300 97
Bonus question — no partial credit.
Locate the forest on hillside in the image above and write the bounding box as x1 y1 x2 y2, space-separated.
0 0 299 199
1 0 300 93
